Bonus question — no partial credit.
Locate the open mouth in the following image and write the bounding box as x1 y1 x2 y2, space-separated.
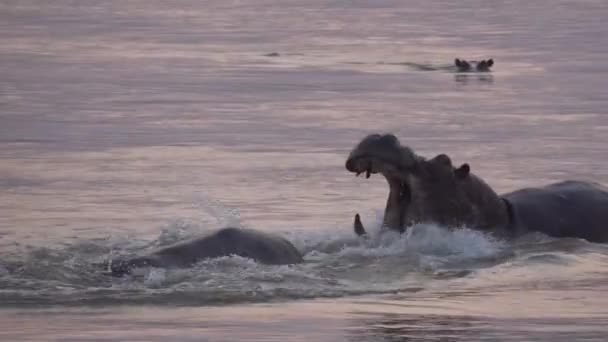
346 155 411 232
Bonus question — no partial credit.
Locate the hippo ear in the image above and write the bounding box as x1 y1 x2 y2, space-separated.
487 59 494 67
455 163 470 179
378 133 399 146
434 154 452 166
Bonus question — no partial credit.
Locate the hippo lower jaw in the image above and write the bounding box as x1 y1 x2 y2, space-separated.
346 155 412 233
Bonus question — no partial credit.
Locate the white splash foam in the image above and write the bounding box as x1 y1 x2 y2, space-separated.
157 218 202 246
191 192 242 228
404 223 504 258
97 203 506 299
287 208 504 262
143 268 167 287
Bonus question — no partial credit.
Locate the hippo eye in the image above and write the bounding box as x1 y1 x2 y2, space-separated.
455 163 470 179
421 164 443 183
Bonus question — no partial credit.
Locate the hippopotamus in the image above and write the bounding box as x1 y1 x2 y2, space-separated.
454 58 494 72
345 134 608 243
108 227 303 276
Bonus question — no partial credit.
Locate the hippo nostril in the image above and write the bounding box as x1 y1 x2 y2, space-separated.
345 159 354 172
346 158 356 172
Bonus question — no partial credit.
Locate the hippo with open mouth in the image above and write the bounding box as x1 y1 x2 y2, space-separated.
346 134 608 243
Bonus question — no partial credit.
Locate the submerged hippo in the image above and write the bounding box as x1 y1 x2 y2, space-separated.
346 134 608 243
454 58 494 72
108 227 303 276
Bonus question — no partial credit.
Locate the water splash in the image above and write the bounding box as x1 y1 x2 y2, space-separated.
0 215 595 307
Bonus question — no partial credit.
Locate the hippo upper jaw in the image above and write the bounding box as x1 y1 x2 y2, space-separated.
347 158 411 232
345 154 406 180
346 135 418 233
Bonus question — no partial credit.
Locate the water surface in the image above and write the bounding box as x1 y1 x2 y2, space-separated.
1 1 608 340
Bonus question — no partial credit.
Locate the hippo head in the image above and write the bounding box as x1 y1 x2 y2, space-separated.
346 134 507 233
454 58 472 72
454 58 494 72
475 59 494 72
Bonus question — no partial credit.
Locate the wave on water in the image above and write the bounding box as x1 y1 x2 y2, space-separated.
0 212 601 307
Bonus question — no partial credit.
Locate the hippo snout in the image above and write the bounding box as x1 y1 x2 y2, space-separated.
345 158 356 172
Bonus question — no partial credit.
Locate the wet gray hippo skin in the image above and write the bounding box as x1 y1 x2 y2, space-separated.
109 227 303 276
502 181 608 242
346 134 608 243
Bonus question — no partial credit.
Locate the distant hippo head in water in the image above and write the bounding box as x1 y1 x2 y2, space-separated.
454 58 494 72
346 134 507 233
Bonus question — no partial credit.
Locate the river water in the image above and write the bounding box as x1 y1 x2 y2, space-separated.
1 1 608 341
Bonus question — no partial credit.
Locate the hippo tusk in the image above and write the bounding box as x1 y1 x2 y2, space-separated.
354 213 367 236
365 160 372 179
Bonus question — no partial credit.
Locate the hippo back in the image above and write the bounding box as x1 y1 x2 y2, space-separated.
216 227 303 264
154 227 303 265
109 227 303 276
502 181 608 243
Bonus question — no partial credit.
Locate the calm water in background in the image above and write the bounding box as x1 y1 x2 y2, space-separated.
1 1 608 341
